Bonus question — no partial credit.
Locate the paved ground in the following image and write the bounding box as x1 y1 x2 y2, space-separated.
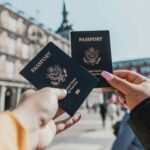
47 110 115 150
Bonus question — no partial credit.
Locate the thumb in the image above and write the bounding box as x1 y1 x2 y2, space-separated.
101 71 134 94
49 88 67 100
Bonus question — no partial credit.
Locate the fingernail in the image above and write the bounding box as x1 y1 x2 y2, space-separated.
101 71 114 81
74 113 81 121
62 89 67 95
75 113 81 117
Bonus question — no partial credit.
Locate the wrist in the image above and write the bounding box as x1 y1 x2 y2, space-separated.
12 107 39 132
12 108 41 150
130 97 150 115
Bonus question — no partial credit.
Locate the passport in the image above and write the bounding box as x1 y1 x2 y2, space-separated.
20 42 99 116
71 31 113 88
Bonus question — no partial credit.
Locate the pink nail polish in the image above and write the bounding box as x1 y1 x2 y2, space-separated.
101 71 114 81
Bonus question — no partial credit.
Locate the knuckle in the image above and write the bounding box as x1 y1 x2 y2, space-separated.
49 95 59 105
19 90 34 104
22 89 33 98
43 87 53 93
113 76 121 87
42 87 59 94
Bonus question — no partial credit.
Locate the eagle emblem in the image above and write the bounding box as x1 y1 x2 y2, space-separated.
46 65 67 86
83 47 101 65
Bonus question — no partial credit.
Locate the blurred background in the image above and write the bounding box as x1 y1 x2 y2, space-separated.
0 0 149 150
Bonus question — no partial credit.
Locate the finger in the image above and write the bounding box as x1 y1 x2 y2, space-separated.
116 91 125 104
101 71 135 94
116 91 129 109
118 94 126 105
55 113 81 134
52 88 67 100
114 70 147 84
42 88 67 100
21 89 36 98
54 107 64 119
122 102 127 108
19 89 36 104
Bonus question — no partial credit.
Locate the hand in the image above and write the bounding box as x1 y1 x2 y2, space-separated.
13 88 81 150
101 70 150 110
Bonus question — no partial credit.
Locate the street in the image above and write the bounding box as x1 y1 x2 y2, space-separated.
47 110 115 150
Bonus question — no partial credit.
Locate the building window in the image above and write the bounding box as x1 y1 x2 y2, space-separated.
7 37 16 55
17 18 26 35
0 31 8 52
140 66 150 74
0 10 10 29
16 38 22 57
29 44 36 58
130 68 137 72
15 60 22 80
6 60 14 79
0 55 7 78
22 43 29 59
8 16 17 32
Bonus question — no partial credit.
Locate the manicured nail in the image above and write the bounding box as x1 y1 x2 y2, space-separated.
101 71 114 81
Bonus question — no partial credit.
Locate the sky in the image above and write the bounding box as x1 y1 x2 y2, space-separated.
0 0 150 62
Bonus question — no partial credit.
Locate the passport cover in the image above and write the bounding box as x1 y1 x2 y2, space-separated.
20 42 99 116
71 31 112 88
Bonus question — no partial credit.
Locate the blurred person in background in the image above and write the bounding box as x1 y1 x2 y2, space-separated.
107 94 118 127
0 88 81 150
92 103 98 113
111 108 144 150
86 100 90 113
98 98 107 128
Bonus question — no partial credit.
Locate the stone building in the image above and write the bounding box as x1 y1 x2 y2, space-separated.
1 2 149 112
0 2 70 111
113 58 150 79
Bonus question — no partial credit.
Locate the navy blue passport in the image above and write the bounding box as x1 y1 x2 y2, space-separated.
71 31 112 88
20 42 98 116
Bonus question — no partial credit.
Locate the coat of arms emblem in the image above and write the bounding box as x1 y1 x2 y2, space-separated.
46 65 68 86
83 47 101 65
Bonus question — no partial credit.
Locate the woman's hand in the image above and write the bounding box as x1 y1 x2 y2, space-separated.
13 87 81 150
101 70 150 110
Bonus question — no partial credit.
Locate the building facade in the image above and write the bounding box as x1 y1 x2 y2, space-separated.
0 3 70 111
1 2 149 112
113 58 150 79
